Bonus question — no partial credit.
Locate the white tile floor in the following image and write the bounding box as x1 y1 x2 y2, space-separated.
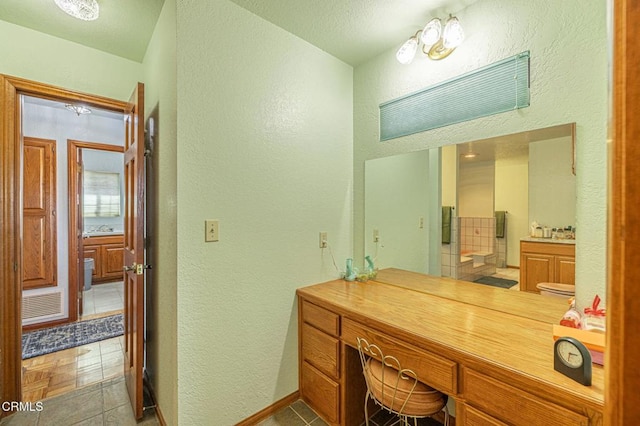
82 281 124 317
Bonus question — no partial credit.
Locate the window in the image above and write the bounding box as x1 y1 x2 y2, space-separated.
83 171 121 217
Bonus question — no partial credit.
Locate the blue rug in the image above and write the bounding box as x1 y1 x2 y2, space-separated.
22 314 124 359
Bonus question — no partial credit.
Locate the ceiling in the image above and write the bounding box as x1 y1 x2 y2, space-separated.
0 0 477 66
227 0 478 66
0 0 164 62
458 124 574 163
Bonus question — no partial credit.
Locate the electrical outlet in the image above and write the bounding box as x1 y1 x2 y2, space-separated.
419 217 425 229
205 220 219 242
373 229 380 243
319 232 328 248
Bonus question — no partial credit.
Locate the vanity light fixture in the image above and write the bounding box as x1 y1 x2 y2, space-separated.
396 15 464 64
65 104 92 116
54 0 99 21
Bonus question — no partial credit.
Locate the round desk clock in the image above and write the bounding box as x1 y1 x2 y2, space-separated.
554 336 592 386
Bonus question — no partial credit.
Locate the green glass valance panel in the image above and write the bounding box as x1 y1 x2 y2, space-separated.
380 51 530 141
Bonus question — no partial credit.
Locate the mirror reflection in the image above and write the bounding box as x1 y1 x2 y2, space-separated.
365 123 576 293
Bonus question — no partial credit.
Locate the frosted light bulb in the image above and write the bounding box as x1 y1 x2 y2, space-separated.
421 18 442 46
396 37 418 64
443 16 464 48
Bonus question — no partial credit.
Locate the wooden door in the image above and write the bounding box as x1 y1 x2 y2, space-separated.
123 82 145 420
102 244 125 279
22 137 57 290
555 256 575 285
520 253 554 292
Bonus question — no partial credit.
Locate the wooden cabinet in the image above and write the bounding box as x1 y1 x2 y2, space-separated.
83 235 124 283
296 275 603 426
520 240 575 293
299 300 341 424
461 368 588 425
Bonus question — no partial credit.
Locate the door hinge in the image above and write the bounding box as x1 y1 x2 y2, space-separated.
14 262 18 272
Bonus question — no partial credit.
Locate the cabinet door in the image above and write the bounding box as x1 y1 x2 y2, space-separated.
555 256 576 284
83 245 101 278
520 253 554 292
301 361 339 424
101 244 124 279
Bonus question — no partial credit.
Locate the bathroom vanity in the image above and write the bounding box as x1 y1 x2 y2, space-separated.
297 268 603 425
83 234 125 283
519 238 576 293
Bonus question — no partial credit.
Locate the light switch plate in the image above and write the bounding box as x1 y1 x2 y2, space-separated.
205 220 219 242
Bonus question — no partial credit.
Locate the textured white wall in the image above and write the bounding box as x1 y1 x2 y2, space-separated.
21 101 123 324
176 1 353 423
0 20 142 100
458 160 494 218
354 0 607 308
529 137 576 228
495 158 528 266
365 151 431 273
441 145 457 209
141 0 178 424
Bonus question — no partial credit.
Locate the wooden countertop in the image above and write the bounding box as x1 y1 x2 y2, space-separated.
297 271 604 413
373 268 568 324
521 236 576 245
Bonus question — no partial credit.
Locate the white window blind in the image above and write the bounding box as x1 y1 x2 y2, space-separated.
83 171 121 217
380 51 530 141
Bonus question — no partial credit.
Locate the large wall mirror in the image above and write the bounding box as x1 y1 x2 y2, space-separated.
365 123 576 291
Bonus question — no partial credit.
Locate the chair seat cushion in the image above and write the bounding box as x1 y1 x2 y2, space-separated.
365 358 446 416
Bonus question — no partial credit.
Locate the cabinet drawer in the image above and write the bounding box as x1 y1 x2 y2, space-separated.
520 241 575 257
342 318 457 395
462 404 508 426
302 323 339 379
301 361 339 425
463 368 588 426
302 300 340 337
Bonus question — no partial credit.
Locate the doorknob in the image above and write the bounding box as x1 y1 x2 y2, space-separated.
123 263 151 274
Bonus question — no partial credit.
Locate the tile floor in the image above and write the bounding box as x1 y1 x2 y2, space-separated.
21 334 125 402
258 400 445 426
493 267 520 290
82 281 124 318
1 376 159 426
7 281 136 424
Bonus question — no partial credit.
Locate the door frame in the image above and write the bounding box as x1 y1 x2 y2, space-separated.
68 141 125 322
605 0 640 424
1 74 129 406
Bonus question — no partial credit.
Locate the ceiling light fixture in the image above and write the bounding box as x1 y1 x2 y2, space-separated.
54 0 100 21
65 104 92 116
396 15 464 64
461 143 478 159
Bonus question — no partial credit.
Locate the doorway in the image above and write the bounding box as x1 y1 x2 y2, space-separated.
1 76 146 419
20 96 126 328
20 97 127 402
